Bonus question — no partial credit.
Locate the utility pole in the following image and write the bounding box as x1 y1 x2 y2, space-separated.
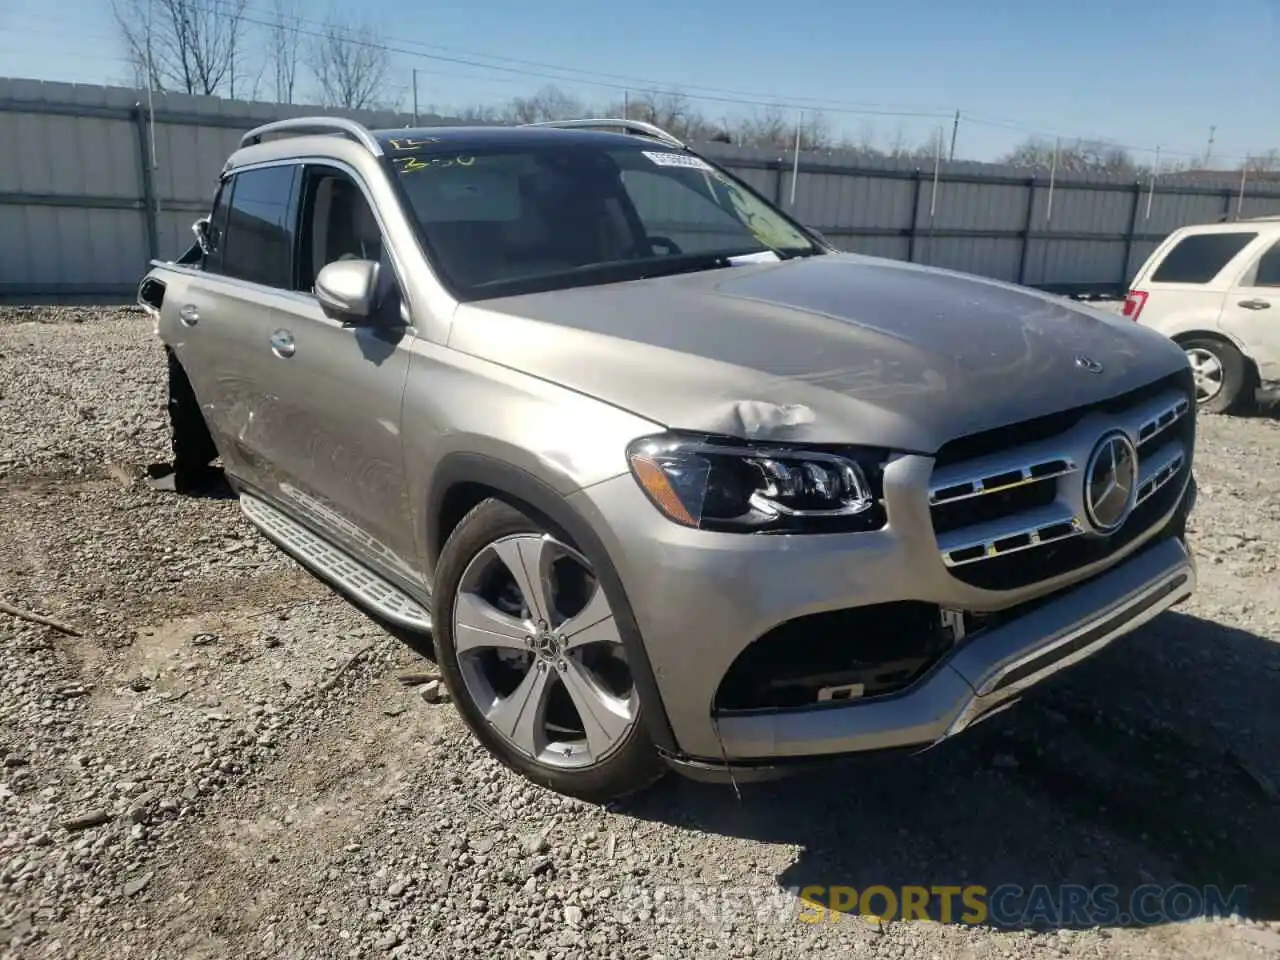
948 110 960 162
1204 125 1216 168
623 90 629 119
412 69 419 125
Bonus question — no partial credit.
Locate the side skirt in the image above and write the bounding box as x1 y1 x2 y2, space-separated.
239 492 433 633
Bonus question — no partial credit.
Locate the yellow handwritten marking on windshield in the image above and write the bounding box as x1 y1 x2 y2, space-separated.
387 137 441 150
394 156 477 173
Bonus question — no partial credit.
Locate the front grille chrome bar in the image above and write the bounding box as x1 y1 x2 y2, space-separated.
929 456 1077 506
939 504 1085 568
1136 441 1186 505
1137 396 1191 447
929 388 1190 508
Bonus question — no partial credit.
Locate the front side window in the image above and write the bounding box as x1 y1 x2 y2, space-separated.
219 165 299 288
1150 232 1257 285
385 141 820 300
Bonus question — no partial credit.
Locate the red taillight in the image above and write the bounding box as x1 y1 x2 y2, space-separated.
1122 290 1148 320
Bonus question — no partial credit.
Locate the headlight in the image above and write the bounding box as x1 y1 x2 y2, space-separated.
626 433 887 533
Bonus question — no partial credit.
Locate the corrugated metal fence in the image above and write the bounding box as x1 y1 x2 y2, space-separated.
3 77 1280 303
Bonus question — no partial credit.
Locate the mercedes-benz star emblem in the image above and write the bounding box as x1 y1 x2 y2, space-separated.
1075 355 1104 374
1084 431 1138 533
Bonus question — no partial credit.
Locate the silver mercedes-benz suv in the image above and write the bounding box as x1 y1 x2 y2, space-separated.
138 116 1198 801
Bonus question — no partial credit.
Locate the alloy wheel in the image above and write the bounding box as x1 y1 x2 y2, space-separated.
451 533 638 769
1186 347 1224 403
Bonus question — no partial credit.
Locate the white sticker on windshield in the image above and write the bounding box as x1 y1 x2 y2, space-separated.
642 150 714 172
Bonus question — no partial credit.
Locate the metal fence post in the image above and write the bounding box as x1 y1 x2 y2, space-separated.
1221 189 1234 220
772 160 784 208
906 169 922 263
1119 181 1143 290
1016 177 1036 285
132 103 160 261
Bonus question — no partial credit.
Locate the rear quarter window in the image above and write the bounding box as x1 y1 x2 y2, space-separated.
1247 239 1280 287
1149 231 1257 284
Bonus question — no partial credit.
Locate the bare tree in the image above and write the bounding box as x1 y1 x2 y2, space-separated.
451 104 504 123
266 0 303 104
733 106 790 148
885 124 910 158
111 0 251 96
1246 149 1280 177
501 85 586 124
307 15 391 110
594 89 725 142
1002 137 1138 174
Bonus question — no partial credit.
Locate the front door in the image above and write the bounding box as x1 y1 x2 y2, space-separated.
252 165 420 589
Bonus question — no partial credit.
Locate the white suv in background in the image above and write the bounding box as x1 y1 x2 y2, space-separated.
1123 216 1280 413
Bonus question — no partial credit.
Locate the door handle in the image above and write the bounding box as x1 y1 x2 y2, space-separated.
1238 299 1271 310
179 304 199 326
269 329 296 358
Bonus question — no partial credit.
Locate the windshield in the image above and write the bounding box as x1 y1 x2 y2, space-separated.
384 139 823 300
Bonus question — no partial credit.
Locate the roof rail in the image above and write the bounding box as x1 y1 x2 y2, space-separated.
522 118 685 149
239 117 384 156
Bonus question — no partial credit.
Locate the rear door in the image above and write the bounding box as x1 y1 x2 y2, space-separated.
1129 227 1258 333
166 163 302 495
1219 235 1280 387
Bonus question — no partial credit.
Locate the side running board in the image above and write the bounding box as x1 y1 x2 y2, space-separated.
239 493 433 633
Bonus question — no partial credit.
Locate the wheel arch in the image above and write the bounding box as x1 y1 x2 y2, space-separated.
426 452 679 755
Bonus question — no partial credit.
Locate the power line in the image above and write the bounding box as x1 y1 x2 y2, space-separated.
204 0 963 120
0 9 1272 166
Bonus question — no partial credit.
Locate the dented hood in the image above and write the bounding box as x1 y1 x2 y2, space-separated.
447 253 1188 452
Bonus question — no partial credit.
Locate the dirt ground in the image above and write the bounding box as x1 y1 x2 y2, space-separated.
1 306 1278 960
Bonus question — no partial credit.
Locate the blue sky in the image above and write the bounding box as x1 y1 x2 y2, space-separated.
1 0 1276 165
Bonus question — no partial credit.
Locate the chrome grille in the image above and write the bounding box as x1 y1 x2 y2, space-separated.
929 376 1194 589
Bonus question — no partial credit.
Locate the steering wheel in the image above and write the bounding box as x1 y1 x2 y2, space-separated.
647 235 683 256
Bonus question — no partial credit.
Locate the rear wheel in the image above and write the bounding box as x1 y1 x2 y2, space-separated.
1181 337 1251 415
432 499 666 802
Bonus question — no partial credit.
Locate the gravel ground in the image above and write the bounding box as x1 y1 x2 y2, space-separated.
1 306 1279 960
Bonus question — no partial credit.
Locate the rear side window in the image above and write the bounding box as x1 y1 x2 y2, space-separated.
220 165 299 287
1249 240 1280 287
1150 232 1257 284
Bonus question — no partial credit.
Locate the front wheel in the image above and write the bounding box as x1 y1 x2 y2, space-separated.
432 499 666 802
1181 337 1252 415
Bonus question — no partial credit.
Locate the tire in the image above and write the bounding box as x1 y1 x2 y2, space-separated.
1180 337 1252 415
432 498 666 802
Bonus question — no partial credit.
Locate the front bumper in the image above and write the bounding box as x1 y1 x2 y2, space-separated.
571 466 1196 764
705 534 1194 763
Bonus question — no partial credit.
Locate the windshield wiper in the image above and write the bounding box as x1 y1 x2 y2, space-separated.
636 253 738 279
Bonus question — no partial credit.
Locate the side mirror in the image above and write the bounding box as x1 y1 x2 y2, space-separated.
192 217 212 256
315 259 380 324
